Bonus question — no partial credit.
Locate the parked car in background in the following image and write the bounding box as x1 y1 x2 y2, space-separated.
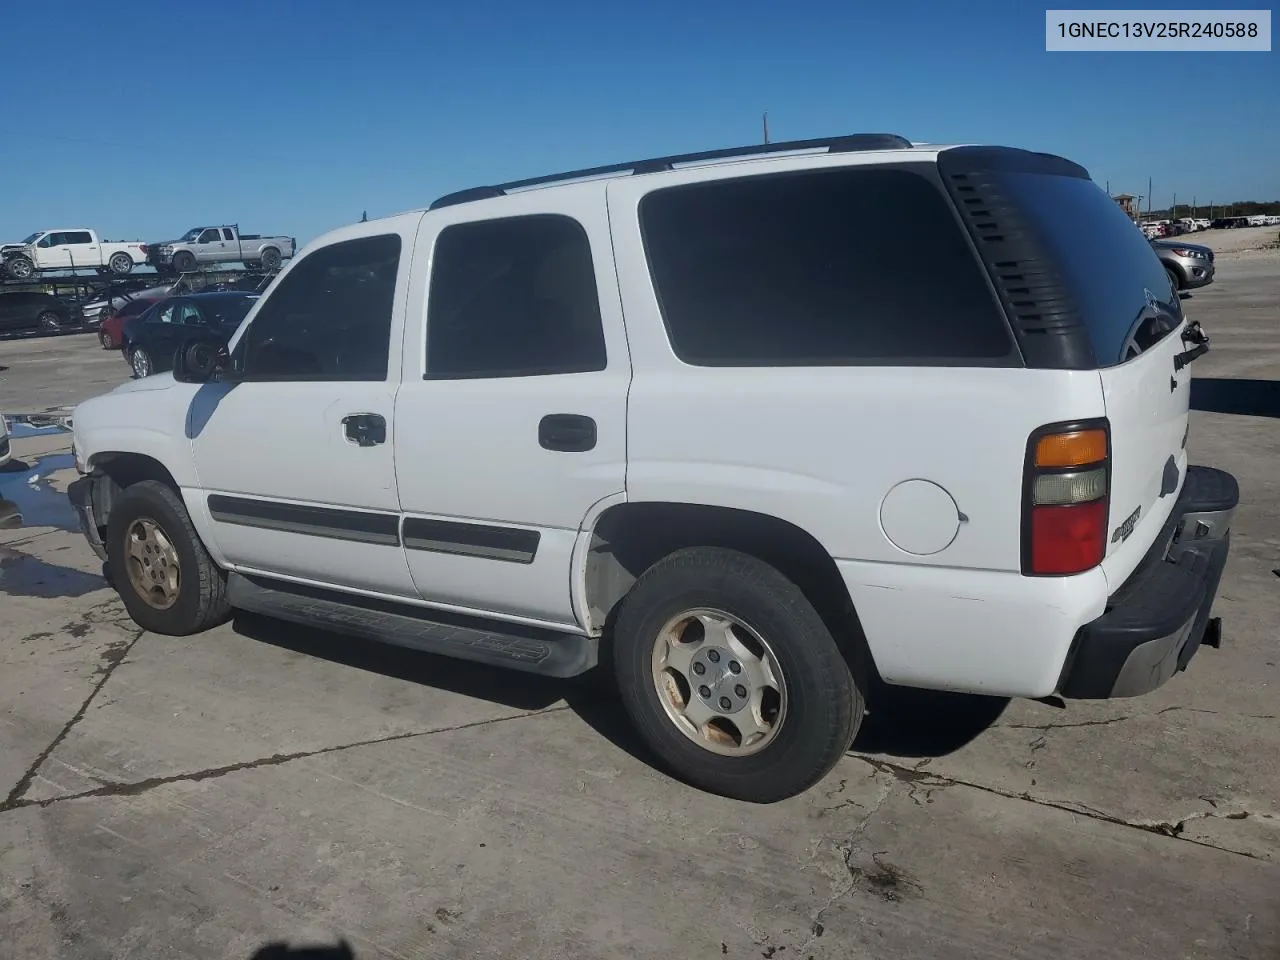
80 278 167 326
122 292 259 378
0 414 9 469
99 290 173 348
1151 239 1215 291
147 225 295 275
2 229 148 280
0 291 81 335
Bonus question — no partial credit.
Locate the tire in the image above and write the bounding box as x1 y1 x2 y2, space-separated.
105 480 230 635
37 311 62 333
173 251 196 274
131 346 153 378
611 547 862 803
99 329 116 349
1166 265 1182 292
108 252 134 276
6 256 35 281
259 247 282 270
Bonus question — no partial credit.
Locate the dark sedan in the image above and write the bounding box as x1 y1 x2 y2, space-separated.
123 292 258 378
0 291 81 335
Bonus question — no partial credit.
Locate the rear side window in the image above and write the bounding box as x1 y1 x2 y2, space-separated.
640 167 1014 366
994 173 1181 366
425 214 607 379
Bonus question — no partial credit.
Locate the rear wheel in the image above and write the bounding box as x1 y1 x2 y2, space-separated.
611 547 862 803
105 480 230 634
260 247 282 270
37 311 62 333
108 252 134 276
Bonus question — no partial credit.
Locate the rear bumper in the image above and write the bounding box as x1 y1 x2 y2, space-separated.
1058 465 1238 699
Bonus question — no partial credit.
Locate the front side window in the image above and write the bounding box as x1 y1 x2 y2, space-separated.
425 214 607 379
640 166 1014 366
37 234 59 248
238 234 401 382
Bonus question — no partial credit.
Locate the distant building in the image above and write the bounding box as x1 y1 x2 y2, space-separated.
1113 194 1138 220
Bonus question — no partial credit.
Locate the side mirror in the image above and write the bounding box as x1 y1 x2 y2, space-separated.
173 336 234 384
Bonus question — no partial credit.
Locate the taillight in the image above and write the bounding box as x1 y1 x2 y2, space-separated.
1022 422 1110 576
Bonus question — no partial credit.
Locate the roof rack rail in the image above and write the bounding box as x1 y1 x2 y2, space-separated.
429 132 914 210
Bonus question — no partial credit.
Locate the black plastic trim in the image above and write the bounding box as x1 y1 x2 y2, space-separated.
206 494 401 546
938 146 1098 371
402 517 540 564
428 133 914 209
227 573 596 678
1019 418 1112 577
1057 465 1238 699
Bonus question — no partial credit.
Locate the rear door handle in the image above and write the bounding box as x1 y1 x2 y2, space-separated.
539 414 596 452
342 413 386 447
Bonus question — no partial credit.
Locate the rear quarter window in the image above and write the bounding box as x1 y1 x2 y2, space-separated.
639 166 1016 367
994 173 1181 366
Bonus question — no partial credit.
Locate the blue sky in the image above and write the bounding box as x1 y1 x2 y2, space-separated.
2 0 1275 246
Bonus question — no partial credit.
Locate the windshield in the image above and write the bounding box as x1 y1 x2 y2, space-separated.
998 173 1182 366
20 232 41 244
179 228 203 242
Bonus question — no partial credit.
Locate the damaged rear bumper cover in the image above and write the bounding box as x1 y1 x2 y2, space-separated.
1058 465 1239 699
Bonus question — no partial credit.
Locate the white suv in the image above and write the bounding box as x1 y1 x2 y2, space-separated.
67 133 1238 802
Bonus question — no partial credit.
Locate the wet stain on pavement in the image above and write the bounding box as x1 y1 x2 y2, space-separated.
0 546 105 599
0 453 79 532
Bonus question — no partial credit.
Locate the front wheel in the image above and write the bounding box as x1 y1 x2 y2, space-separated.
6 256 35 281
105 480 230 634
108 252 135 275
37 311 62 333
99 329 116 349
131 346 153 378
173 251 196 274
612 547 862 803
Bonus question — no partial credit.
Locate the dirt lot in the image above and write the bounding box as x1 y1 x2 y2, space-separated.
1 253 1278 959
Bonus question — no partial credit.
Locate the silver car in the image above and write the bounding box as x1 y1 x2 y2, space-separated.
1150 238 1215 291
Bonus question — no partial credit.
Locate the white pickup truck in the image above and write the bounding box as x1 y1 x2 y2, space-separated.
2 228 148 280
66 133 1238 803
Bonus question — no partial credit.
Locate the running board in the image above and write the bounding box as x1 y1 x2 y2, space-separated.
226 573 597 678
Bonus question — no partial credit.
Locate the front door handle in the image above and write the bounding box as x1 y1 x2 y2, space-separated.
539 414 596 452
342 413 386 447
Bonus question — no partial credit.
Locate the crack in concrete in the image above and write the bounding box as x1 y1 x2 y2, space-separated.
794 774 897 955
1 705 572 813
1001 716 1133 730
1 628 144 812
853 756 1268 862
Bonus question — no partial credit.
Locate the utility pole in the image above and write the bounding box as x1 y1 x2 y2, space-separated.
1192 195 1196 218
361 210 368 223
1148 176 1153 218
762 112 770 144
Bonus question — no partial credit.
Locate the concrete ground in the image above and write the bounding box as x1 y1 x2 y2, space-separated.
1 253 1278 960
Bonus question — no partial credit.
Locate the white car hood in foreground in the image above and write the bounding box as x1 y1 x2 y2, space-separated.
110 372 177 395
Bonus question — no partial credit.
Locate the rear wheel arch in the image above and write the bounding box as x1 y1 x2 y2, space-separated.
583 501 879 687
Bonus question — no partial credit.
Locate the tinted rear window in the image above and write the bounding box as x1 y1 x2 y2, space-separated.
995 173 1181 366
639 166 1015 366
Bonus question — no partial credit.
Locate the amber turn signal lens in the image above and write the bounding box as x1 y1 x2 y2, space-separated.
1034 429 1107 468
